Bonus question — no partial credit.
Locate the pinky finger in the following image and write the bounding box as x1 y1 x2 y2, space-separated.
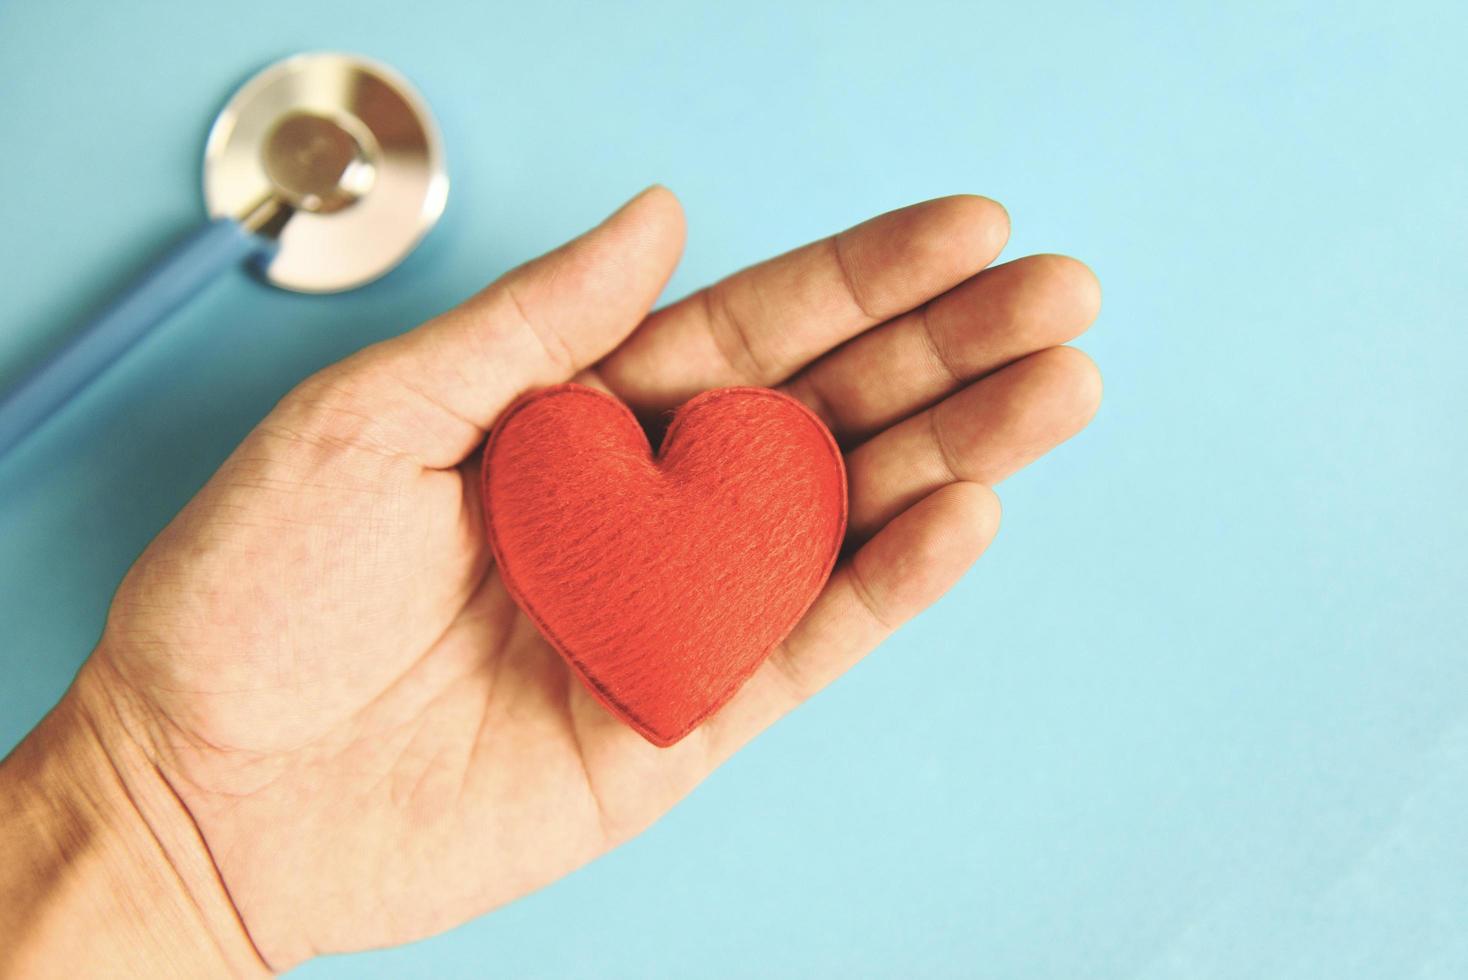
702 481 1001 762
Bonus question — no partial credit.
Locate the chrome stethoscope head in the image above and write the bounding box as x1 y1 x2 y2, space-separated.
204 51 448 293
0 52 448 462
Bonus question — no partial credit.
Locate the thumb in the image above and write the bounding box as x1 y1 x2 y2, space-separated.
287 185 686 468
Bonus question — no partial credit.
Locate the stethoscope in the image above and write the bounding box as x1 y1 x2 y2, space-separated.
0 51 447 461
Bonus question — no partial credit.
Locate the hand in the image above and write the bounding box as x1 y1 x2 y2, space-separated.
0 188 1101 974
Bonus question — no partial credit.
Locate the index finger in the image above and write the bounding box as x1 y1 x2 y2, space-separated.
596 195 1010 413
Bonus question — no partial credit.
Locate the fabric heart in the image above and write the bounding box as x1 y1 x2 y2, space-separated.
482 383 847 746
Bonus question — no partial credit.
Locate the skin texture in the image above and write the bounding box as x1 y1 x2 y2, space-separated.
0 188 1101 975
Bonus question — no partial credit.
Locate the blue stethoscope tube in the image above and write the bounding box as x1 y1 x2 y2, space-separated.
0 218 276 461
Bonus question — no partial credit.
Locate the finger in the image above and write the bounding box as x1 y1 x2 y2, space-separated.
702 481 1001 760
846 346 1102 540
281 186 686 469
597 195 1010 413
783 254 1101 442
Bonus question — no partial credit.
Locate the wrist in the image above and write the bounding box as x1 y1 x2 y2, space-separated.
1 664 270 978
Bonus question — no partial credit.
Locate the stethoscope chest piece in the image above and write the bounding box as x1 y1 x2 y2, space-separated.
0 51 449 461
204 51 448 293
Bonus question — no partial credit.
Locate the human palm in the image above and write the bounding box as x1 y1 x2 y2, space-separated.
80 188 1101 970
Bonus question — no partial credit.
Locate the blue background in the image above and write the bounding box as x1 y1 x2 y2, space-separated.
2 1 1465 976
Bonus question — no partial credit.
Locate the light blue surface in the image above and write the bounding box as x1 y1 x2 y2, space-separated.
2 1 1465 976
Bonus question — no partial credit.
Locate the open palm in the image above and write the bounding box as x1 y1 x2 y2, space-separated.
83 188 1101 970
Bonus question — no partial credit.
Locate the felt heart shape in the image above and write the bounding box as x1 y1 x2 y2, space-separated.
482 383 847 746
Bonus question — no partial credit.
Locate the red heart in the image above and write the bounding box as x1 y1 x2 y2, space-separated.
482 384 847 746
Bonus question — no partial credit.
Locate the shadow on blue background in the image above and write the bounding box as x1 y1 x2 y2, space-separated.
2 0 1465 976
